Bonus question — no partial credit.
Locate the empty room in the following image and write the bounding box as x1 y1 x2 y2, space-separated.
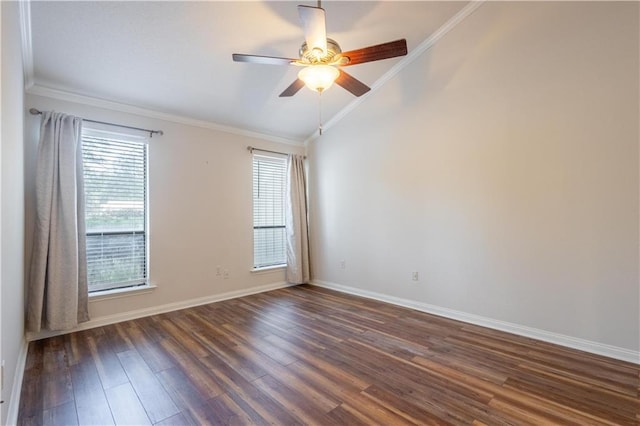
1 1 639 425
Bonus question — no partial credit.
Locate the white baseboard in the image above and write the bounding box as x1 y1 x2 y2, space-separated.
27 281 295 342
311 280 640 365
6 340 28 426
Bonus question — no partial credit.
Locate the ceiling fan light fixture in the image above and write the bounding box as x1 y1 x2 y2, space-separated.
298 64 340 92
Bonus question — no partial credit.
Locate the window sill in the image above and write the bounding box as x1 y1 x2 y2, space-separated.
251 264 286 274
89 284 157 302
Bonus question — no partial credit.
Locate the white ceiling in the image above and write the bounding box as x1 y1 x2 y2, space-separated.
28 1 469 143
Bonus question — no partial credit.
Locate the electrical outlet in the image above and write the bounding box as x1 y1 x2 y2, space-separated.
223 269 229 279
216 265 222 276
340 260 346 269
412 272 419 281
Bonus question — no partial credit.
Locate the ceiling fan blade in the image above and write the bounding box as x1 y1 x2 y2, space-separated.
298 5 327 55
340 39 408 66
279 79 306 97
336 70 371 97
232 54 297 66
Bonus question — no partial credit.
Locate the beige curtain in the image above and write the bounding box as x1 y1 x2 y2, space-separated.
285 154 310 284
27 111 89 332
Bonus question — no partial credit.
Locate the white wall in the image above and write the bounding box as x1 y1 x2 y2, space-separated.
1 1 26 423
25 94 304 330
308 2 639 354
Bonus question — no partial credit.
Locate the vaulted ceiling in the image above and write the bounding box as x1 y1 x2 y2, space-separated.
26 1 471 143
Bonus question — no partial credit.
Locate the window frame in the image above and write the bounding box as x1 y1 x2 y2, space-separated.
252 152 288 270
81 125 151 294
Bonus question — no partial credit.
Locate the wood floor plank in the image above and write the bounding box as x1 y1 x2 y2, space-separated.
222 323 298 366
268 326 329 353
130 315 167 343
412 354 624 425
200 355 302 425
125 325 175 373
324 341 493 423
19 285 640 425
104 382 151 426
160 318 210 358
185 311 241 348
326 404 371 426
105 323 136 353
64 330 93 366
86 334 129 390
42 369 73 410
192 330 268 382
252 374 335 424
205 345 341 414
214 393 263 425
156 367 209 412
23 340 45 376
41 339 66 376
70 361 114 425
17 377 43 425
522 352 639 396
116 349 180 423
362 384 454 425
153 411 197 426
201 395 243 425
507 367 638 415
339 399 416 426
42 400 78 426
157 337 225 399
519 361 640 403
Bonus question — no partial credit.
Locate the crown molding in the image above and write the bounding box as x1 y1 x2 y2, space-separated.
18 0 34 90
304 0 486 146
18 0 484 149
27 84 304 146
19 0 301 146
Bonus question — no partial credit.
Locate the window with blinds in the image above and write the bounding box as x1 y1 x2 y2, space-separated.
82 128 148 292
253 153 287 268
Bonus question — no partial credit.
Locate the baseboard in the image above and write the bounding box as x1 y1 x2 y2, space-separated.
6 339 28 426
311 280 640 365
27 281 295 341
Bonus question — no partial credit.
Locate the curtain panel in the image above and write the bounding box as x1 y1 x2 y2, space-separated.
285 154 310 284
27 111 89 332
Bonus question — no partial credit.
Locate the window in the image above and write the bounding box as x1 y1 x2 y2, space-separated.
253 153 287 268
82 128 148 292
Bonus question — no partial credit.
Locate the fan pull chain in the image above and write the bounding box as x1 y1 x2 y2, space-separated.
318 91 323 135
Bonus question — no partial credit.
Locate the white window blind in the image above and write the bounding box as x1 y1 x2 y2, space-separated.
82 129 148 292
253 153 287 268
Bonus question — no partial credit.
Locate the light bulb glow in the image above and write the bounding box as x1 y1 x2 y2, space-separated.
298 65 340 92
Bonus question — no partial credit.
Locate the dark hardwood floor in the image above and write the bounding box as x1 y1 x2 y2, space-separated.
18 284 639 425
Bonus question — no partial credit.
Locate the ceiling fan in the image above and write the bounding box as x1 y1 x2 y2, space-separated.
232 1 408 98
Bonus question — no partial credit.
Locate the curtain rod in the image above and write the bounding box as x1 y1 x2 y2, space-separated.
29 108 164 137
247 146 306 159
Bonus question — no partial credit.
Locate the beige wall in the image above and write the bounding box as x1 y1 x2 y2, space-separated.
308 2 639 352
1 1 26 422
25 94 304 328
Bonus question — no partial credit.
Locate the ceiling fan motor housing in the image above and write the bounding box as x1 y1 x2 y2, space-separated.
299 38 342 64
